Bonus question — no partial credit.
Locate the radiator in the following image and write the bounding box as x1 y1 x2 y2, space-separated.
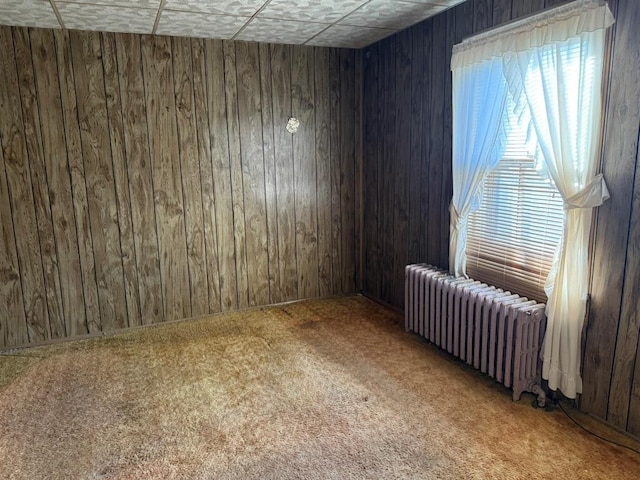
405 264 547 403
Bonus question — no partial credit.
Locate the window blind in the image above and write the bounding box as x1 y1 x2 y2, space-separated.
466 92 565 303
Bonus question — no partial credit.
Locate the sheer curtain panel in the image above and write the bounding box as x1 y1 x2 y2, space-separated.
449 56 508 277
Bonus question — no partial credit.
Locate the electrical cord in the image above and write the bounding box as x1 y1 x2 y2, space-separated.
556 400 640 456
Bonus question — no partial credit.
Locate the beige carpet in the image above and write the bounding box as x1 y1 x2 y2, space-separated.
0 295 638 479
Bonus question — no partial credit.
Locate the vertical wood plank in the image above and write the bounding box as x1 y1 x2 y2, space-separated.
492 0 512 26
0 135 26 347
204 39 238 312
54 29 100 334
329 48 343 295
582 0 639 422
271 43 298 301
314 47 332 297
113 34 164 325
223 40 249 309
0 27 48 344
292 45 319 299
429 17 445 268
392 30 412 307
13 27 63 339
363 42 381 297
354 49 363 293
381 37 396 302
340 49 356 294
115 33 163 325
598 0 640 430
140 34 191 322
71 30 128 332
172 36 209 317
473 0 494 32
30 28 86 338
101 32 141 328
511 0 545 18
191 37 222 313
408 25 424 267
259 42 282 304
618 123 640 433
235 41 270 307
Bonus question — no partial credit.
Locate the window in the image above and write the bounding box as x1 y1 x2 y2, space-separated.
466 92 565 302
450 0 614 399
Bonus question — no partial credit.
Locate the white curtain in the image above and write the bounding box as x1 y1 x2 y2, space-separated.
450 0 614 398
503 23 612 398
449 56 508 277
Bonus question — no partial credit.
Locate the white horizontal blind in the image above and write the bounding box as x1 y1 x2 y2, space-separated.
466 91 565 303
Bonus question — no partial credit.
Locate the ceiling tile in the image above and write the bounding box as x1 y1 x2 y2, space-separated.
235 18 328 45
258 0 365 23
54 0 161 7
56 3 157 34
163 0 266 16
339 0 445 30
156 11 247 39
306 24 394 49
0 0 60 29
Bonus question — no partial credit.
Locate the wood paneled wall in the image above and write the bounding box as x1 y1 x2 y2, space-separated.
0 26 361 348
361 0 640 436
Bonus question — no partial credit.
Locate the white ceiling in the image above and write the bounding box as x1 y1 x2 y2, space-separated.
0 0 466 48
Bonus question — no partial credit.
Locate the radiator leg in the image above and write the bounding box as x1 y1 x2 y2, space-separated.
530 383 547 408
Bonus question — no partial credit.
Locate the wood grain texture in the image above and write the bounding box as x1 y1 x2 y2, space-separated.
71 30 129 332
54 29 101 334
259 43 282 304
340 49 356 295
204 39 238 312
172 36 209 317
0 26 359 351
191 37 222 314
13 27 62 340
236 41 270 307
511 0 545 18
141 34 191 322
115 32 164 325
223 41 250 310
428 15 445 268
292 46 319 299
584 0 640 428
355 50 364 293
329 49 343 296
30 28 86 338
623 124 640 435
102 32 141 328
314 48 332 298
0 27 49 344
392 29 412 307
0 138 26 347
362 42 381 298
271 44 298 302
492 0 512 26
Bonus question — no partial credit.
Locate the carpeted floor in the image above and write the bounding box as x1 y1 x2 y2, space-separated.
0 295 639 479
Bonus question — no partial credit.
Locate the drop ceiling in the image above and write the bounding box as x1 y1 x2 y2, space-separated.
0 0 466 48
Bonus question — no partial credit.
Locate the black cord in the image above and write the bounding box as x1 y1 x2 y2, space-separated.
557 400 640 455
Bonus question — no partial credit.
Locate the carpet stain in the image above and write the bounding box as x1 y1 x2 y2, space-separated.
0 295 638 479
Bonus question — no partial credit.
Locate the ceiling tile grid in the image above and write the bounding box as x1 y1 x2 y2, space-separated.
163 0 266 16
236 17 329 45
339 0 447 30
156 11 247 39
56 3 157 34
0 0 469 48
0 0 60 29
307 24 395 49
